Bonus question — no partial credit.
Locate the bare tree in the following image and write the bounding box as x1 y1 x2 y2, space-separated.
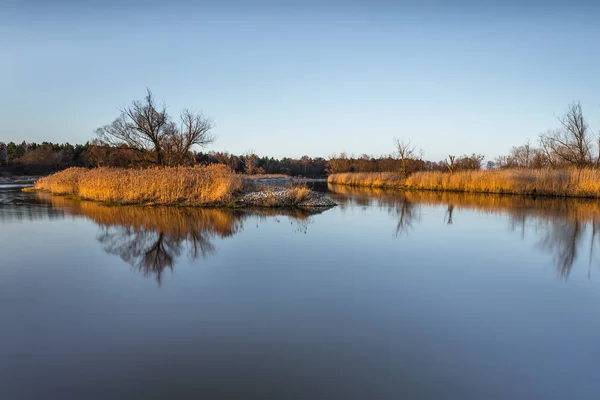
596 137 600 167
394 138 415 176
455 153 485 170
538 132 558 168
96 89 214 166
510 139 534 168
538 102 593 167
447 155 456 173
242 150 262 175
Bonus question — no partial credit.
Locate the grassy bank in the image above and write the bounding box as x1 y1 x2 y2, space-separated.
328 169 600 198
31 165 242 206
30 166 332 207
327 172 405 188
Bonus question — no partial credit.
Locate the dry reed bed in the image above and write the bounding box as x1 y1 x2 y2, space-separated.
33 165 242 206
327 172 405 188
329 169 600 198
32 166 323 207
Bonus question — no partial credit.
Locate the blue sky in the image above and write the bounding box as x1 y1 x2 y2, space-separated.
2 0 599 161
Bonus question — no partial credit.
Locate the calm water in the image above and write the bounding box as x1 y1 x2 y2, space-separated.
2 184 600 399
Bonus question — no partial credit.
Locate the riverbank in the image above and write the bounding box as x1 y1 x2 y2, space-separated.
28 166 336 208
328 168 600 198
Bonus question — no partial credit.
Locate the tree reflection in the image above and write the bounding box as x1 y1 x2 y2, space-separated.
99 225 219 284
505 201 597 279
393 197 419 236
536 219 581 278
98 229 180 284
588 217 600 278
445 204 454 225
328 184 600 278
325 184 421 236
30 193 329 284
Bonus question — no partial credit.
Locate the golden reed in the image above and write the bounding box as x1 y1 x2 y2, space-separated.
328 168 600 198
33 165 242 205
327 172 405 188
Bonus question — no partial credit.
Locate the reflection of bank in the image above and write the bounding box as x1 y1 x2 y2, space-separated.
328 184 600 278
25 193 330 284
0 186 66 222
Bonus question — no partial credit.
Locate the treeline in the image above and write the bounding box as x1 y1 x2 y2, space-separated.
0 140 330 177
0 139 486 177
195 152 328 177
0 141 88 174
328 153 485 174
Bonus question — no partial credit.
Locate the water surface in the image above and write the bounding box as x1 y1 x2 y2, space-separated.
1 184 600 399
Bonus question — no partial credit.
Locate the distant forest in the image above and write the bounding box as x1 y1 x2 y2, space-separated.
0 139 489 178
0 139 461 178
0 140 331 177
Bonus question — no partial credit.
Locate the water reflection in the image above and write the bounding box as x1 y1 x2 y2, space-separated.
394 196 420 236
7 183 600 280
329 184 600 278
0 185 66 222
5 189 326 284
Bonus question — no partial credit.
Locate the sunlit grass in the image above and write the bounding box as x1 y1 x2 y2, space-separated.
328 169 600 198
33 165 242 205
327 172 405 188
32 166 320 207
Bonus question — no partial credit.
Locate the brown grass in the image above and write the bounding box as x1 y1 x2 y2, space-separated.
327 172 405 188
33 165 242 205
291 183 311 203
329 169 600 198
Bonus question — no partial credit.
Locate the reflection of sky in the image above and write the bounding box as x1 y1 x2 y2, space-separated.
1 188 600 398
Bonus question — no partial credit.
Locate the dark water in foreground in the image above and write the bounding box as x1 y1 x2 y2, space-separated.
2 184 600 399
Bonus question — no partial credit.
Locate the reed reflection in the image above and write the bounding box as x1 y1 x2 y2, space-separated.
28 193 324 284
329 184 600 278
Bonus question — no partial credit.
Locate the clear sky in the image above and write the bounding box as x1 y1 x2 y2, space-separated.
2 0 599 161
